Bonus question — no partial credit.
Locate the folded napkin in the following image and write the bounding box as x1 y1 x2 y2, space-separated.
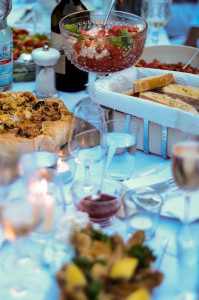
123 163 199 223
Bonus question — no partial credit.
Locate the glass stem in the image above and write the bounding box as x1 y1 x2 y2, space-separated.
85 165 91 182
151 28 159 45
184 193 191 225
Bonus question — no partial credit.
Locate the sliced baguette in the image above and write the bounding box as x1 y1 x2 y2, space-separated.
162 84 199 110
133 73 174 93
139 91 198 115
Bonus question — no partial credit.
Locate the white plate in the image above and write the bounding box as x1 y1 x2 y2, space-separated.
139 45 199 68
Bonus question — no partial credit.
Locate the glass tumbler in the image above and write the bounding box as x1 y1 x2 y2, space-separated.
125 190 163 240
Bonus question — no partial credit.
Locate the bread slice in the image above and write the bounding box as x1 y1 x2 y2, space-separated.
162 84 199 111
133 73 174 93
139 91 198 115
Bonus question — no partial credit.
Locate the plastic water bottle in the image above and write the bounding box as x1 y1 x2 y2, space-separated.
0 0 13 91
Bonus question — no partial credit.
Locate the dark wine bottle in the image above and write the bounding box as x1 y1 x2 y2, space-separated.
115 0 141 16
51 0 88 92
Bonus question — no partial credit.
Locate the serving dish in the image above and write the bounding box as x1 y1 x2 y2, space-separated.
138 45 199 69
90 66 199 158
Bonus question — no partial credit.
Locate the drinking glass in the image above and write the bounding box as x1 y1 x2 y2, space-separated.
141 0 172 45
171 141 199 298
124 189 163 240
68 128 107 181
70 176 125 227
104 119 139 181
19 138 60 175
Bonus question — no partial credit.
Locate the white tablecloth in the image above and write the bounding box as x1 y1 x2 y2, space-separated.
0 80 198 299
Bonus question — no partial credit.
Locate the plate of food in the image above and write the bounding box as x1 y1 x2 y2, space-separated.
46 223 164 300
136 45 199 75
12 27 50 82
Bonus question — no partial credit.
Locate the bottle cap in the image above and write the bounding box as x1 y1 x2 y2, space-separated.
31 45 60 67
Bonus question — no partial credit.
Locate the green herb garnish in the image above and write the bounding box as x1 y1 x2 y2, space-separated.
108 36 123 47
86 280 103 300
63 24 81 34
73 257 92 268
91 230 110 244
127 244 156 268
108 30 136 47
94 259 107 265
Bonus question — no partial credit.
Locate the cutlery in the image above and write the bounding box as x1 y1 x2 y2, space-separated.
182 48 199 69
126 178 176 196
103 0 116 29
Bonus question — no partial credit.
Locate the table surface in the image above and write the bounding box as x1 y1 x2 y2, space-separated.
0 80 199 300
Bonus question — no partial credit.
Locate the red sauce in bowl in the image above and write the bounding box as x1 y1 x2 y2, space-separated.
77 193 121 220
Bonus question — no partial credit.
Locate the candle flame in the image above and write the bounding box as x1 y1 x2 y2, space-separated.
40 179 48 195
57 158 62 167
4 226 16 241
59 150 63 157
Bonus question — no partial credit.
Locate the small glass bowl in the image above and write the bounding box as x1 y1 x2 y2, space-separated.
70 177 125 227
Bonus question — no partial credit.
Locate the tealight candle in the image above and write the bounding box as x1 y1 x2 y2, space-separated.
56 158 73 184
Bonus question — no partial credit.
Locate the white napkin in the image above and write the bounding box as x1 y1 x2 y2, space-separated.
123 163 199 223
90 67 199 135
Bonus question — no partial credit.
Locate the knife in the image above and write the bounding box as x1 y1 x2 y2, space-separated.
126 178 176 196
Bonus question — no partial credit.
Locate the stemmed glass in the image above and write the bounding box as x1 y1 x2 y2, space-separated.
171 141 199 298
141 0 172 45
0 147 43 298
70 97 106 137
68 128 107 181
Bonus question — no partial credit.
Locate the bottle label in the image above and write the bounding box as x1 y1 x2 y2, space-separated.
51 31 65 75
0 40 13 89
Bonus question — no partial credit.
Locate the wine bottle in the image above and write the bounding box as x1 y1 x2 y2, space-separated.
51 0 88 92
115 0 141 16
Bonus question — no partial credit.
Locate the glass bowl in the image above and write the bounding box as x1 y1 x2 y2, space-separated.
70 177 125 227
59 10 148 75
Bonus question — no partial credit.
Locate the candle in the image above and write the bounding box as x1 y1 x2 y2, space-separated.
38 193 55 233
31 178 55 233
57 158 70 173
56 158 73 184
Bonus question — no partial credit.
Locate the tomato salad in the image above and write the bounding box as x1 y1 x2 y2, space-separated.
12 28 50 61
63 24 145 73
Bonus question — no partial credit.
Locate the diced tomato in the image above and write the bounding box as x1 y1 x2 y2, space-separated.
17 42 25 51
128 26 139 33
96 29 106 37
85 40 91 47
81 29 88 36
108 25 128 37
74 42 82 53
13 49 21 60
24 39 35 47
18 29 29 35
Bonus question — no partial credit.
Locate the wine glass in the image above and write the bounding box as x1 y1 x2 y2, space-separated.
171 141 199 298
141 0 172 45
59 10 147 78
70 97 106 138
0 147 44 298
68 128 107 181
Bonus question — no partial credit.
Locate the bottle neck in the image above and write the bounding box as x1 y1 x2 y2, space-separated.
0 18 8 29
